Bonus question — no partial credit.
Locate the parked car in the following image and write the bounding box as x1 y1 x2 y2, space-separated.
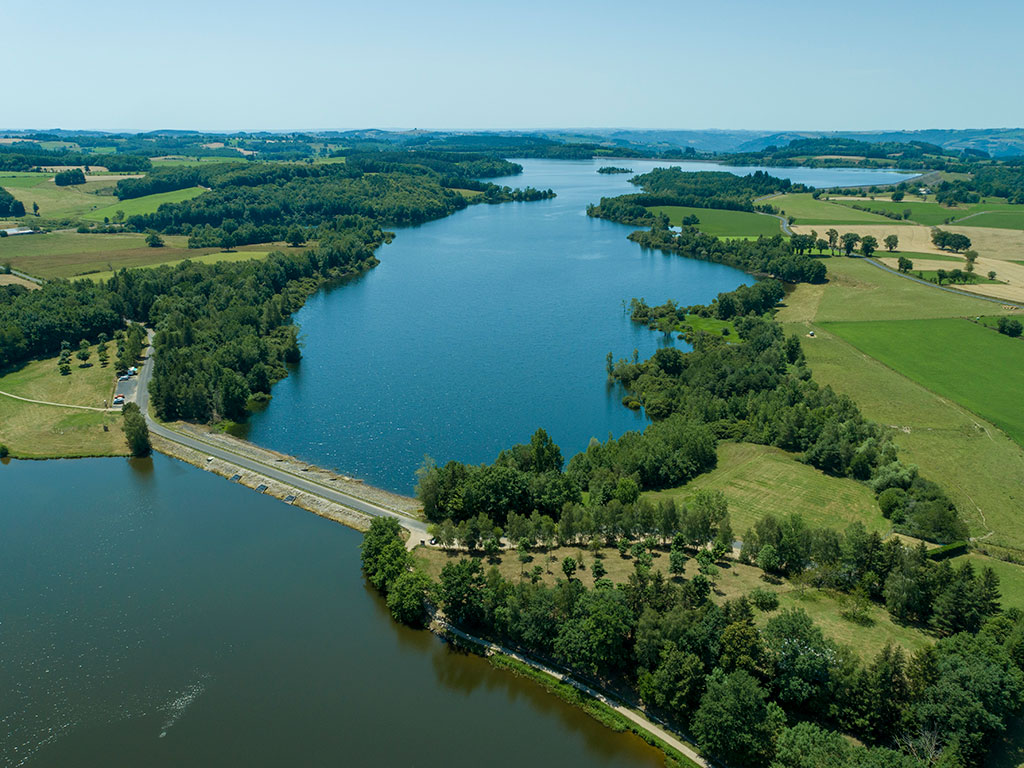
118 375 130 381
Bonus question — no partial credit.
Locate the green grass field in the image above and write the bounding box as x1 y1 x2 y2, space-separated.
0 345 126 458
0 230 278 279
643 442 887 536
834 199 1024 230
0 172 53 189
6 177 124 219
765 193 899 225
779 257 1024 553
646 205 782 237
81 250 272 282
822 318 1024 447
82 187 206 222
816 258 1004 321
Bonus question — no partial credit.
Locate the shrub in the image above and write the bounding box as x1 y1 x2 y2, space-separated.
877 487 908 520
0 444 8 458
749 588 779 612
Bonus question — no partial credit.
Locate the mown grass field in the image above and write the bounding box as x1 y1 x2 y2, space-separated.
0 172 53 189
778 259 1024 552
643 442 887 536
887 250 964 263
832 198 1024 231
0 231 279 278
822 318 1024 447
6 176 124 219
82 186 206 222
81 250 273 282
414 543 932 659
646 205 782 237
815 257 1005 321
0 345 125 458
765 193 898 225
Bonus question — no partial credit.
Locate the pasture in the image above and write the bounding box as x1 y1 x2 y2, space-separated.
765 193 897 225
82 186 207 221
6 176 124 219
646 205 782 237
815 257 1004 321
643 442 887 536
834 198 1024 230
822 318 1024 447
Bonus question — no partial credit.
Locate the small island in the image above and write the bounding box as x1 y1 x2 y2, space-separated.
597 166 632 174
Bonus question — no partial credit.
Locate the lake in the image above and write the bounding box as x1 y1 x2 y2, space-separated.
1 159 913 766
242 158 911 493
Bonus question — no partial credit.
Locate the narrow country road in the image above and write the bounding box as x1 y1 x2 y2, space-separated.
133 331 429 540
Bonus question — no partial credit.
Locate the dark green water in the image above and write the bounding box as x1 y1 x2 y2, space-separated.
1 456 667 767
2 160 914 766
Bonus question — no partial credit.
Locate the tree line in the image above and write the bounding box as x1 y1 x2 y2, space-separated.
0 186 25 217
362 509 1023 768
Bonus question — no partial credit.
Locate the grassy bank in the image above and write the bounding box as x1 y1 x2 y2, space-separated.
646 205 782 237
486 654 701 768
81 186 207 222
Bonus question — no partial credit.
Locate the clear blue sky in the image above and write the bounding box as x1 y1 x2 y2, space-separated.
8 0 1023 132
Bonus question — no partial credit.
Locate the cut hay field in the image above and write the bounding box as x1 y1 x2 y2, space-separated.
82 186 206 221
643 442 887 536
0 345 125 458
793 222 1024 263
646 205 781 236
822 318 1024 447
0 230 280 279
765 193 898 225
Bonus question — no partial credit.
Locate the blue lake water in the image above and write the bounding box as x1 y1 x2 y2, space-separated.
0 159 916 766
244 158 911 493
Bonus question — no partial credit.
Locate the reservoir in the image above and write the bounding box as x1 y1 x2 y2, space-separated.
242 158 911 493
1 160 912 766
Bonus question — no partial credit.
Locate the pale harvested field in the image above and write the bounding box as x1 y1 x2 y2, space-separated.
0 274 39 289
874 255 1024 304
792 222 1024 261
36 165 109 173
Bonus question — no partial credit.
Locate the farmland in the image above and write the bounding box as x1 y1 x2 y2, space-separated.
646 205 782 237
763 193 899 225
82 186 207 221
0 230 280 279
834 198 1024 230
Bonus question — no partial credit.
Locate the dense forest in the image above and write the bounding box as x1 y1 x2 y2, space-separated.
111 151 552 248
587 168 796 224
723 137 959 170
632 221 826 284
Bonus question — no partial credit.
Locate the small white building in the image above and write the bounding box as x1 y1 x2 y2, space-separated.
2 227 35 236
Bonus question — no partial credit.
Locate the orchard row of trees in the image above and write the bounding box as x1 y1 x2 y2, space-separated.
362 516 1023 768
